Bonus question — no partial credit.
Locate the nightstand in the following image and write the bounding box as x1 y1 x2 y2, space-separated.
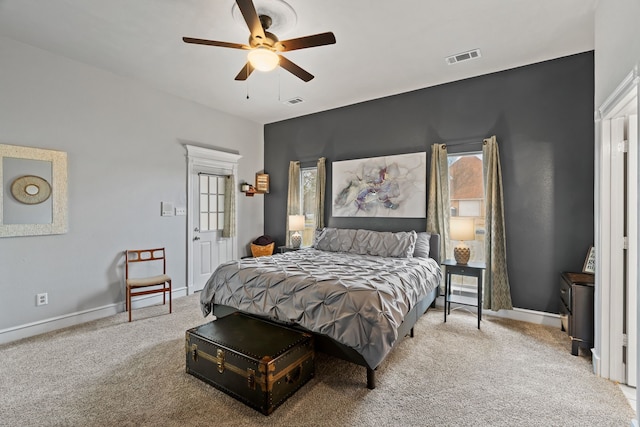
442 259 486 329
560 272 594 356
278 246 301 254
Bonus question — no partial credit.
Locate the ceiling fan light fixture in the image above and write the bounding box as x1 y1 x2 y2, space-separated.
248 47 279 72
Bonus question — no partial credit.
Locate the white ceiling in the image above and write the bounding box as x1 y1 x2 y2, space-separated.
0 0 596 125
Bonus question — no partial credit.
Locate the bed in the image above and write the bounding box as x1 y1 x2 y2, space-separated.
199 228 442 389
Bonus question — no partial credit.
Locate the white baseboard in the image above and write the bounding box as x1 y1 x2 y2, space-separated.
435 297 562 327
0 287 187 345
592 349 602 376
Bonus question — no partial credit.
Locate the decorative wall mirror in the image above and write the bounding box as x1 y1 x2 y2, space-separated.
0 144 68 237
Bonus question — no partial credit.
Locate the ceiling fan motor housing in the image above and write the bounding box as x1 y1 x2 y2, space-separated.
250 30 278 49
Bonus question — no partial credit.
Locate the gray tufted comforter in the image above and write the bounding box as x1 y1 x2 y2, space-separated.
200 248 442 368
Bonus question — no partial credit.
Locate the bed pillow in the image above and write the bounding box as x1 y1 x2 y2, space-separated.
312 228 327 248
351 229 417 258
413 232 431 258
314 227 357 252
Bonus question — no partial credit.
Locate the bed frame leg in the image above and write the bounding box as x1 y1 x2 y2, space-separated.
366 367 376 389
410 327 414 338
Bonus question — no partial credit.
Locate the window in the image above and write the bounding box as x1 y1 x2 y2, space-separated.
448 152 485 296
448 152 484 262
300 167 317 247
199 174 225 231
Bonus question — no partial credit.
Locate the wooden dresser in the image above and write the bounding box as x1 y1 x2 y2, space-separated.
560 272 595 356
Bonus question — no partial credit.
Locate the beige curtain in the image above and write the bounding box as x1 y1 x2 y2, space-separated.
286 161 301 245
315 157 326 229
482 135 513 310
426 143 451 261
222 175 235 238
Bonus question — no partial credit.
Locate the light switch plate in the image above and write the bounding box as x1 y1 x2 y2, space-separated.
175 207 186 216
161 202 174 216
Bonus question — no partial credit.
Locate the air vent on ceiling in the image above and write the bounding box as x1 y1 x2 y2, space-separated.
446 48 481 65
283 97 305 106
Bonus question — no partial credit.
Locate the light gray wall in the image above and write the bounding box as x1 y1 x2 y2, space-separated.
0 36 264 335
594 0 640 107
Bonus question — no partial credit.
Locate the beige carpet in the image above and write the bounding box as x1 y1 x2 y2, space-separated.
0 293 634 427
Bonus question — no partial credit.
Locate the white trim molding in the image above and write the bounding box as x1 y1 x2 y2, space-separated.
185 144 242 295
596 65 640 120
593 66 640 388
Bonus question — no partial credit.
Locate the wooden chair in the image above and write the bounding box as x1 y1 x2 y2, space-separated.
125 248 172 322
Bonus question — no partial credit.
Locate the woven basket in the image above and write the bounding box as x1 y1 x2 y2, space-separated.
251 242 275 257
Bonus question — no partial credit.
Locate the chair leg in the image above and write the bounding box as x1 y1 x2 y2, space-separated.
168 280 172 314
128 287 132 322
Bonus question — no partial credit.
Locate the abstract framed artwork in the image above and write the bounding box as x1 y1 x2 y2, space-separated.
0 144 68 237
332 152 427 218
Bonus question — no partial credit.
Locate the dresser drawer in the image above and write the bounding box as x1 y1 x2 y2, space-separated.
560 277 572 311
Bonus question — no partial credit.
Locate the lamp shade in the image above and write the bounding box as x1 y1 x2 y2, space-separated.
248 47 280 72
450 217 475 241
289 215 305 231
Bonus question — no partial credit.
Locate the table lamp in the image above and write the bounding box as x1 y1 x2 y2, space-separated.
450 217 475 264
289 215 305 248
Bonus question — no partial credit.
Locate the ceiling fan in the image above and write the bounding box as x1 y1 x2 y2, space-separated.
183 0 336 82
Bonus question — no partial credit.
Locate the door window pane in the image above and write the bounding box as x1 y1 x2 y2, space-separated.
200 175 208 193
199 174 226 231
200 213 208 230
209 213 217 230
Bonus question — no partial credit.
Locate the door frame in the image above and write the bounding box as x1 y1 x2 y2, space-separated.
594 66 639 386
185 145 242 295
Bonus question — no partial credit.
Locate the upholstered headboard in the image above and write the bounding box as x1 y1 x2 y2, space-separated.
429 233 441 265
313 227 441 264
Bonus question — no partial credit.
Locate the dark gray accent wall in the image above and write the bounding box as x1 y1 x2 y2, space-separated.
264 52 594 314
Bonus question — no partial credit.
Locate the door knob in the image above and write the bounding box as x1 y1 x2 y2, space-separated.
194 227 200 232
193 236 200 241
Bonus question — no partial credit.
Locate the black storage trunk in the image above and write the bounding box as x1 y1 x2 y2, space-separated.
185 312 314 415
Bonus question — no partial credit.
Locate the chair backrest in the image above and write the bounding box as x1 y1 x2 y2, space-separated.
125 248 166 279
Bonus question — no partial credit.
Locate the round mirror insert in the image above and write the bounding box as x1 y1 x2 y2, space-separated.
10 175 52 204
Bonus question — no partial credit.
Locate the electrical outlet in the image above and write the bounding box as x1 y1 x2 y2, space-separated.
36 293 48 306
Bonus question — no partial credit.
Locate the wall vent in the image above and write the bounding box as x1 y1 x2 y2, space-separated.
446 48 481 65
283 97 304 106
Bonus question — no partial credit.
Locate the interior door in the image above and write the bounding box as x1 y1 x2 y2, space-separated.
191 173 234 292
626 114 638 387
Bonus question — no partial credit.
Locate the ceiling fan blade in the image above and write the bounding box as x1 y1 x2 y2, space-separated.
276 32 336 52
235 0 266 41
234 62 255 81
278 55 314 82
183 37 249 50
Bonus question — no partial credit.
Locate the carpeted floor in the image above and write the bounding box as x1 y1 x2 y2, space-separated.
0 293 634 426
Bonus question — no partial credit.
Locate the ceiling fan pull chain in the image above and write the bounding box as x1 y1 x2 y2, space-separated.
246 65 250 99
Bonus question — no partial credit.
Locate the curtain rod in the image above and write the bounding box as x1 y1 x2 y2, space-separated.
439 137 487 149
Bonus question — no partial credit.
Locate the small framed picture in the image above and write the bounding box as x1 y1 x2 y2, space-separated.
582 246 595 274
255 173 269 193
